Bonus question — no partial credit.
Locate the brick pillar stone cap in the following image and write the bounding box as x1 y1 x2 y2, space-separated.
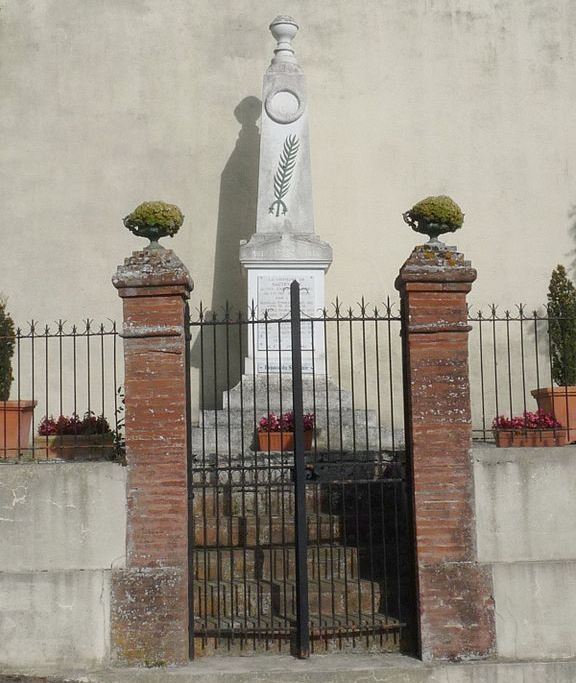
112 247 193 293
395 244 477 289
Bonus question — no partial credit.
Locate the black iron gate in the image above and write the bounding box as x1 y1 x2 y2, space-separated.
187 282 414 657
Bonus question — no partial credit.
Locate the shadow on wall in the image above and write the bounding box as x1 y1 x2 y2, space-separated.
190 96 261 410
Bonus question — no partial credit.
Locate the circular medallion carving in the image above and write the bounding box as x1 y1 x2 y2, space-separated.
265 88 305 124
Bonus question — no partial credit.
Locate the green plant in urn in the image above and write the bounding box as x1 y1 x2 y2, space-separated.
123 201 184 249
403 195 464 243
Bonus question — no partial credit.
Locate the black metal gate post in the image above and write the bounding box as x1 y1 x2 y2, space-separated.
290 280 310 659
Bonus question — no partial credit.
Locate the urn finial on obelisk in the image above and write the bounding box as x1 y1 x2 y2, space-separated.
269 15 299 64
240 16 333 374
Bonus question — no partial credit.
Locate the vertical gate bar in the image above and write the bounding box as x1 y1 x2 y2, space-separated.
322 310 331 452
44 325 49 456
277 318 289 649
519 306 527 416
505 312 513 416
211 316 222 647
58 321 64 417
477 312 487 441
198 307 208 650
224 305 235 647
533 311 541 394
361 300 369 451
263 314 272 649
309 319 322 652
112 321 118 441
250 308 261 648
347 308 356 453
184 303 196 659
385 299 396 453
290 280 310 659
237 312 248 651
86 320 92 420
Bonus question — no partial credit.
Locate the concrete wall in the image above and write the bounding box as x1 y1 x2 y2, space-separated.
1 0 575 326
2 447 576 668
0 462 126 670
474 445 576 660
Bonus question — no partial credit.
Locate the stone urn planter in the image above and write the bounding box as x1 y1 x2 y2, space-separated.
258 430 313 452
34 432 115 461
493 427 568 448
0 400 37 457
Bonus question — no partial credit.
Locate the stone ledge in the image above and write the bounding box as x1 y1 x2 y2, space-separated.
8 655 576 683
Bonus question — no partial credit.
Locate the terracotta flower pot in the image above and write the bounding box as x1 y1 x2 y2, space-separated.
493 428 569 448
258 430 313 452
33 433 115 461
531 387 576 443
0 400 37 458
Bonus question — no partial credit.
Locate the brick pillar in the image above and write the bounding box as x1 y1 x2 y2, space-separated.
111 247 193 665
395 244 495 662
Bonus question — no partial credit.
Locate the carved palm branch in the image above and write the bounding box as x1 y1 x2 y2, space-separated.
269 134 300 216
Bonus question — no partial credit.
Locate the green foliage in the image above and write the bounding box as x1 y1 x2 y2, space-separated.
0 297 15 402
403 195 464 237
548 265 576 386
123 201 184 241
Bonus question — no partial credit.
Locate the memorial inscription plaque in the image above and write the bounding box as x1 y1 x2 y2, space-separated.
257 275 315 352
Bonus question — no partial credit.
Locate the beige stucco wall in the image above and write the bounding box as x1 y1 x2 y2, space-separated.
1 0 574 325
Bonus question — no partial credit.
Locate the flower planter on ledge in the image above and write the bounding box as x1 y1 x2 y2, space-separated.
531 387 576 443
258 430 313 452
493 429 569 448
33 433 115 461
0 400 37 458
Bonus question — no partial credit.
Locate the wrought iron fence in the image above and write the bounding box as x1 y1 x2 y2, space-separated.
468 305 575 443
187 291 413 656
0 320 124 461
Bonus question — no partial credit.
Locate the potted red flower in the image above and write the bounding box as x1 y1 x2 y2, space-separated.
257 411 315 452
35 411 114 460
492 410 568 447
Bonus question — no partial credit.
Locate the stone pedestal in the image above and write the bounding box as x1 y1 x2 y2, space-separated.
111 247 193 665
395 244 495 661
241 238 331 373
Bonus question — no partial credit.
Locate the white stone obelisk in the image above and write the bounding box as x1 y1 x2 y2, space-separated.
240 15 333 373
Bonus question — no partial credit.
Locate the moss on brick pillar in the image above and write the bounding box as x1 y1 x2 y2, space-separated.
395 244 495 662
111 247 193 665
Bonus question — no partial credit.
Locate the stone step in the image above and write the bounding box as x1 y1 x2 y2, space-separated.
190 461 400 486
272 577 380 616
221 375 356 411
193 548 258 581
262 545 359 581
199 408 381 429
190 424 398 454
193 580 272 618
192 612 404 655
193 514 341 547
193 577 381 620
191 485 323 516
193 611 400 635
192 545 359 581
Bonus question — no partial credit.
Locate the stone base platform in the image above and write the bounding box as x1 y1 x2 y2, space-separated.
192 374 403 453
